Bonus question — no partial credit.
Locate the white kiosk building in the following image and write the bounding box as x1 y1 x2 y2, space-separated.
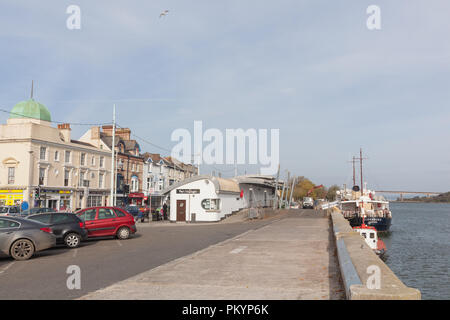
163 175 276 222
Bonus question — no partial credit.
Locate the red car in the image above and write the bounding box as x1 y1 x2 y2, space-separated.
75 206 136 240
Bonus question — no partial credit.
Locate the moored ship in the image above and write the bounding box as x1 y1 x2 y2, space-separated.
353 221 387 256
335 148 392 232
337 186 392 232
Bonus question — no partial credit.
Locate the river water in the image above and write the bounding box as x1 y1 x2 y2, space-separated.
380 202 450 300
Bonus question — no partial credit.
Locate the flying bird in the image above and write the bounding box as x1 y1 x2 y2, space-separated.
159 10 169 18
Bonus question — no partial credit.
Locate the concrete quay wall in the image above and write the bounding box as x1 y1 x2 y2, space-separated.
329 210 421 300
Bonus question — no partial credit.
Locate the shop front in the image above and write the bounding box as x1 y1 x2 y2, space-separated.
37 189 73 211
128 192 145 205
87 190 109 207
0 189 25 206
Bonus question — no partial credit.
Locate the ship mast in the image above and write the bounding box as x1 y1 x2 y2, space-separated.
352 156 356 187
360 148 363 195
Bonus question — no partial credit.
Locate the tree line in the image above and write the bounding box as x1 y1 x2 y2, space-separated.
287 176 340 202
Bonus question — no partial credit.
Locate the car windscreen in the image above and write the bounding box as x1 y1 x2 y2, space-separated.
0 207 9 213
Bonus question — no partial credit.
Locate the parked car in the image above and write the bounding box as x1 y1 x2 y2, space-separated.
290 202 300 209
124 205 139 218
0 216 56 260
15 207 54 218
27 212 87 248
75 206 136 240
302 197 314 209
0 206 21 216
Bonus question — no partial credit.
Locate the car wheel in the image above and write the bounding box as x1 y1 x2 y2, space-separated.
117 226 130 240
64 233 81 248
10 239 35 261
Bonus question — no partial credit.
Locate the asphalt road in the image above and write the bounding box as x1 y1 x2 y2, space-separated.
0 217 278 300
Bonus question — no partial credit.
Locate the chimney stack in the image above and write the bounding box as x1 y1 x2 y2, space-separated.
91 126 100 140
57 123 71 142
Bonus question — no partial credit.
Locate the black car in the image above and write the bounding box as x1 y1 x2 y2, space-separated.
27 213 88 248
15 207 54 218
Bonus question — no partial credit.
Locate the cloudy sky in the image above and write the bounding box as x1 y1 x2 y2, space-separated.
1 0 449 192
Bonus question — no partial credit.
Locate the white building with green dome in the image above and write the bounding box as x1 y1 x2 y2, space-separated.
0 97 113 210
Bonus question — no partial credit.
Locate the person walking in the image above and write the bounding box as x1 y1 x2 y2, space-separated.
163 202 168 220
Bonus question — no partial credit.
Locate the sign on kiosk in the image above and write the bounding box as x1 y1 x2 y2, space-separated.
176 189 200 194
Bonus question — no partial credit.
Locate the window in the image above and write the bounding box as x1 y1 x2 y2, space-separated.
79 171 85 186
8 167 15 184
114 208 126 217
29 214 51 224
9 207 18 213
131 177 139 192
201 199 220 210
65 151 71 163
39 168 45 185
370 233 375 239
0 219 20 229
52 214 74 224
98 208 116 220
99 173 104 188
79 209 97 221
362 233 367 238
40 146 47 160
80 153 86 166
54 150 59 161
64 169 70 187
91 156 95 166
100 156 104 168
87 195 102 207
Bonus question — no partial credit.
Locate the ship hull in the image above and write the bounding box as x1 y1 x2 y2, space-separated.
348 216 392 232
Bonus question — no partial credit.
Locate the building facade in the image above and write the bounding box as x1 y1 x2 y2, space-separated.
141 153 198 209
0 98 112 210
80 125 144 206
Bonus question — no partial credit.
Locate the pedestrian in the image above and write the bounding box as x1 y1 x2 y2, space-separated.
163 202 168 220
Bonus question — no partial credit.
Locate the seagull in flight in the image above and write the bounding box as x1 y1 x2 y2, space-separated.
159 10 169 18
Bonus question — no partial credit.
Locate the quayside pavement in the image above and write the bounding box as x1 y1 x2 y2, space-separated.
80 209 345 300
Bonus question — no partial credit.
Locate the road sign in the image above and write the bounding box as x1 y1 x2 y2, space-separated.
21 201 29 211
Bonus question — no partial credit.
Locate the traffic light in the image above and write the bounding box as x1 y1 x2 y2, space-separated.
123 184 130 194
34 187 40 199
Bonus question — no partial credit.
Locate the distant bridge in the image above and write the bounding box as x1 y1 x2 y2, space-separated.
375 190 444 201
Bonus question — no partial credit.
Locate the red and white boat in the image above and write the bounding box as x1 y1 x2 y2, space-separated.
353 222 387 256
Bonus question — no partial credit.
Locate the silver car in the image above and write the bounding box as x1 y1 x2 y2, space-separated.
0 217 56 260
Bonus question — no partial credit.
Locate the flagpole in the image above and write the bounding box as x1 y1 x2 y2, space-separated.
110 104 116 206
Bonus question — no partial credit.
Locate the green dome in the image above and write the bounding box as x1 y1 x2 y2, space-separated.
9 99 51 122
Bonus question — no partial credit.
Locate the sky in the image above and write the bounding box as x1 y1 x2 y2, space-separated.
1 0 449 192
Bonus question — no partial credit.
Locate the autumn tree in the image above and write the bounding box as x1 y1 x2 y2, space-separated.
326 185 340 201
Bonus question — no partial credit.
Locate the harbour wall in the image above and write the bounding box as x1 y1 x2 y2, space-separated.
328 210 421 300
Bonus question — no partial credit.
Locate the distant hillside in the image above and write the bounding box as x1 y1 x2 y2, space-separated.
401 192 450 203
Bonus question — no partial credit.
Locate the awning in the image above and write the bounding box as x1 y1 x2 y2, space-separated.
128 193 145 198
